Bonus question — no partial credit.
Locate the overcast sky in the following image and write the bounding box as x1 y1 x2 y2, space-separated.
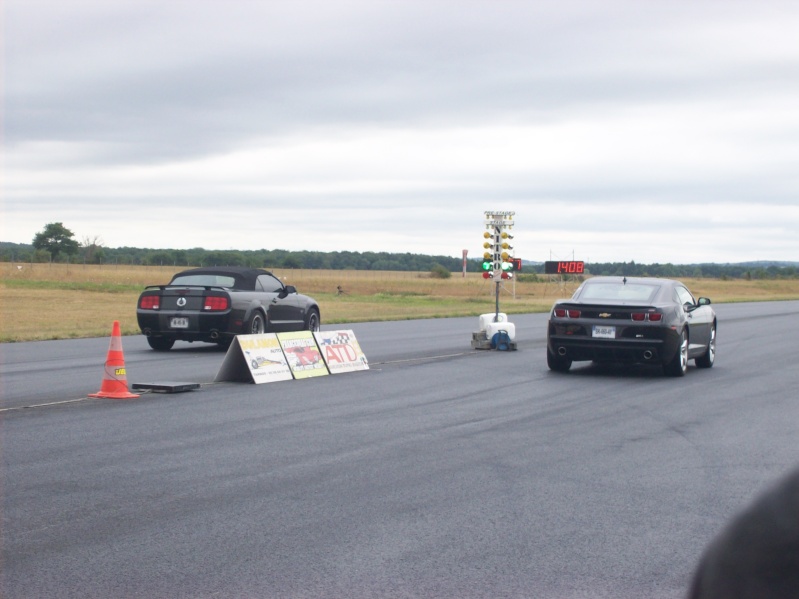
3 0 798 264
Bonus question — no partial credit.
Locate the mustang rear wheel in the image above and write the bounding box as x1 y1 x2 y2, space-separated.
695 323 716 368
664 330 688 377
147 336 175 351
246 311 266 335
305 309 320 332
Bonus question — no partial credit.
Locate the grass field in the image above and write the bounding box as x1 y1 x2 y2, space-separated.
2 262 799 342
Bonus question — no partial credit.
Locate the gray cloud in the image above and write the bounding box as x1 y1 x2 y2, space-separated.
3 0 799 263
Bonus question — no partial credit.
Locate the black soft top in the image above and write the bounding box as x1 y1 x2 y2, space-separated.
169 267 275 291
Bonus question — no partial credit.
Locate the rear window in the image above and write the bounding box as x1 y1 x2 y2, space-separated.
578 283 659 303
170 274 237 288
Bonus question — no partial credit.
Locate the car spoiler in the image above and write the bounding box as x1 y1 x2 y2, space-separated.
142 284 232 291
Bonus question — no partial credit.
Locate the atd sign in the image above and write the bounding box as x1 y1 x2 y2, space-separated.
215 329 368 384
314 330 369 374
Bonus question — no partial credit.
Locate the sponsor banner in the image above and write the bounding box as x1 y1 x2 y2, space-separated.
277 331 329 379
214 334 293 384
314 330 369 374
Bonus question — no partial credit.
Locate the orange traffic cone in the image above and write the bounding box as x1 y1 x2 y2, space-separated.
89 321 140 399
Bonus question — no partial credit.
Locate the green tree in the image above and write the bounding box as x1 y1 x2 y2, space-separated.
32 222 80 261
430 263 451 279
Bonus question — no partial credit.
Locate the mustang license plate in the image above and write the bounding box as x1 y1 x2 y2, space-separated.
170 317 189 329
592 325 616 339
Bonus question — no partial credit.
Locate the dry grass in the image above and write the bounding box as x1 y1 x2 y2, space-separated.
2 262 798 342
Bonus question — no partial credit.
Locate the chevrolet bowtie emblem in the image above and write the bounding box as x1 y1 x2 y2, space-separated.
598 312 611 318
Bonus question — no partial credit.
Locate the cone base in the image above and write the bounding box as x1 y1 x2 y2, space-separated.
88 391 140 399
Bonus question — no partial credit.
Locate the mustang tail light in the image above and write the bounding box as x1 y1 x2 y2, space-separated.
139 296 159 310
203 296 229 311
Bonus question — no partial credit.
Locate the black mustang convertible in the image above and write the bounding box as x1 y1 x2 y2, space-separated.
137 267 320 351
546 276 716 376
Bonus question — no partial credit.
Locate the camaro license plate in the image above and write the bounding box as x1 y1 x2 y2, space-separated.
592 325 616 339
170 317 189 329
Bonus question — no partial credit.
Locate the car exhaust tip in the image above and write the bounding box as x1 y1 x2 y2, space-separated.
557 347 567 356
643 350 653 360
210 330 220 340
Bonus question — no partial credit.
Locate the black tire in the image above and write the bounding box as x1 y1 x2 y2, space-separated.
305 308 321 332
547 348 572 372
695 323 716 369
246 311 266 335
663 330 688 377
147 336 175 351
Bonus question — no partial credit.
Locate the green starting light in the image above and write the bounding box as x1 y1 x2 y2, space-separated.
501 260 513 271
481 259 493 271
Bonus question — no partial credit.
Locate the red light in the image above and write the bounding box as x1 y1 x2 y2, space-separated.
567 310 581 318
203 296 229 311
139 296 159 310
631 312 662 322
482 272 492 279
554 308 566 317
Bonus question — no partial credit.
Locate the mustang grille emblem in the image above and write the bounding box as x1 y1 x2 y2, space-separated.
598 312 612 318
177 297 187 307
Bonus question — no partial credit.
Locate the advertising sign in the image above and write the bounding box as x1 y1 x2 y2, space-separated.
314 330 369 374
277 331 329 379
214 333 293 384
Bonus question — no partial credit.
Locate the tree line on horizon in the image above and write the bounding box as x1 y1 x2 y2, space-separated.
1 222 796 280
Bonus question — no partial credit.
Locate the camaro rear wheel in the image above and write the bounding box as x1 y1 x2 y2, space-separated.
664 330 688 377
147 336 175 351
695 323 716 368
246 311 266 335
547 348 572 372
305 309 320 332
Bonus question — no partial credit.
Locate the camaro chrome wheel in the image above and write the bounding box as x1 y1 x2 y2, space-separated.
695 323 716 368
664 330 688 377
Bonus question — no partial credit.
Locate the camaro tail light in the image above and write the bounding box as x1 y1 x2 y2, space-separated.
631 312 663 322
554 308 581 318
139 296 159 310
203 296 229 311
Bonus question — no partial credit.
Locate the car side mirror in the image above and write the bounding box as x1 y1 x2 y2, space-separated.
698 297 712 306
285 285 297 294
